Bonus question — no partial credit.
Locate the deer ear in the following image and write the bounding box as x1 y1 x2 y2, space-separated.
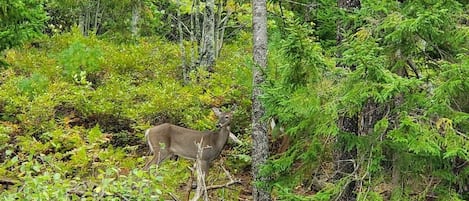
212 107 222 116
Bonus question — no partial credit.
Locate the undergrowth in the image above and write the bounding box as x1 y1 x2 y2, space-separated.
0 28 252 200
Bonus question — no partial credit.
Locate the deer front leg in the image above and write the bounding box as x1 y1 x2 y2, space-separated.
200 160 210 178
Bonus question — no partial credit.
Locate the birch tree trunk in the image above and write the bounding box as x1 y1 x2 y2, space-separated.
252 0 271 200
199 0 216 72
131 0 141 39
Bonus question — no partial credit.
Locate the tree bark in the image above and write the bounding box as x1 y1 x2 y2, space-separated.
252 0 271 200
199 0 216 72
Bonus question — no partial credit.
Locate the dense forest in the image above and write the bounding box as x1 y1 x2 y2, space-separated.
1 0 468 200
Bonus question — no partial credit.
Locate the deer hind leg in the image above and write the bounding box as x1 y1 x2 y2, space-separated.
143 144 172 171
143 149 173 170
143 154 158 170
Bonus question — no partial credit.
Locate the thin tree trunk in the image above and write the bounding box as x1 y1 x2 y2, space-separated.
94 0 100 33
199 0 215 72
177 0 188 83
86 4 91 36
79 11 85 35
216 0 231 58
252 0 271 200
190 0 198 70
131 0 140 39
214 0 222 58
195 0 201 45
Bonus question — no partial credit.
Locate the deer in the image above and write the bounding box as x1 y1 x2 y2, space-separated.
143 107 233 177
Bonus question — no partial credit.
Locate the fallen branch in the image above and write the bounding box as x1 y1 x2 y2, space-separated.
168 192 180 201
206 179 241 190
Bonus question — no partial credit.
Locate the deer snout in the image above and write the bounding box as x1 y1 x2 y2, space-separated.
216 123 223 128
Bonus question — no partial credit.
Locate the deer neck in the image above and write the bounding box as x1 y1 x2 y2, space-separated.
210 126 230 149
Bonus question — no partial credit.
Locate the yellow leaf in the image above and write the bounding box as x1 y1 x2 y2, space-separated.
355 28 371 41
436 118 452 131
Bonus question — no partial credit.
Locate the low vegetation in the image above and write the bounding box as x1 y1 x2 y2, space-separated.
0 28 253 200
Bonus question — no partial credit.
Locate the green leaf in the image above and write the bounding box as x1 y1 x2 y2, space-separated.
88 125 103 144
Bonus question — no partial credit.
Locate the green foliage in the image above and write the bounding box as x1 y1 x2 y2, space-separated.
0 0 47 52
262 18 336 193
264 0 469 200
57 41 102 79
1 168 166 200
17 73 49 99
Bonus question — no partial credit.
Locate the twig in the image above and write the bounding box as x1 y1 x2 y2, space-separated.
168 192 180 201
455 130 469 140
206 165 241 190
186 166 195 200
229 131 242 144
206 179 241 190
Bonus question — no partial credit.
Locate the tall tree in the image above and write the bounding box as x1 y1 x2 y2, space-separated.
252 0 271 200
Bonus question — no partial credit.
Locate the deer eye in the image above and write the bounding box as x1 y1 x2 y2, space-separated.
225 116 229 119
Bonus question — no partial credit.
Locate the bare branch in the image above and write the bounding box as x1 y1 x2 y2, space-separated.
190 139 209 201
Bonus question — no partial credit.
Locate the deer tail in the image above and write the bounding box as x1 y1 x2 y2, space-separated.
145 129 154 153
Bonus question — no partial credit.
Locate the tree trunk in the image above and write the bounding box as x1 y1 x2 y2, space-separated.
131 0 141 39
252 0 271 200
177 0 188 84
216 0 231 58
190 0 199 72
79 11 85 35
199 0 216 72
94 0 100 33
